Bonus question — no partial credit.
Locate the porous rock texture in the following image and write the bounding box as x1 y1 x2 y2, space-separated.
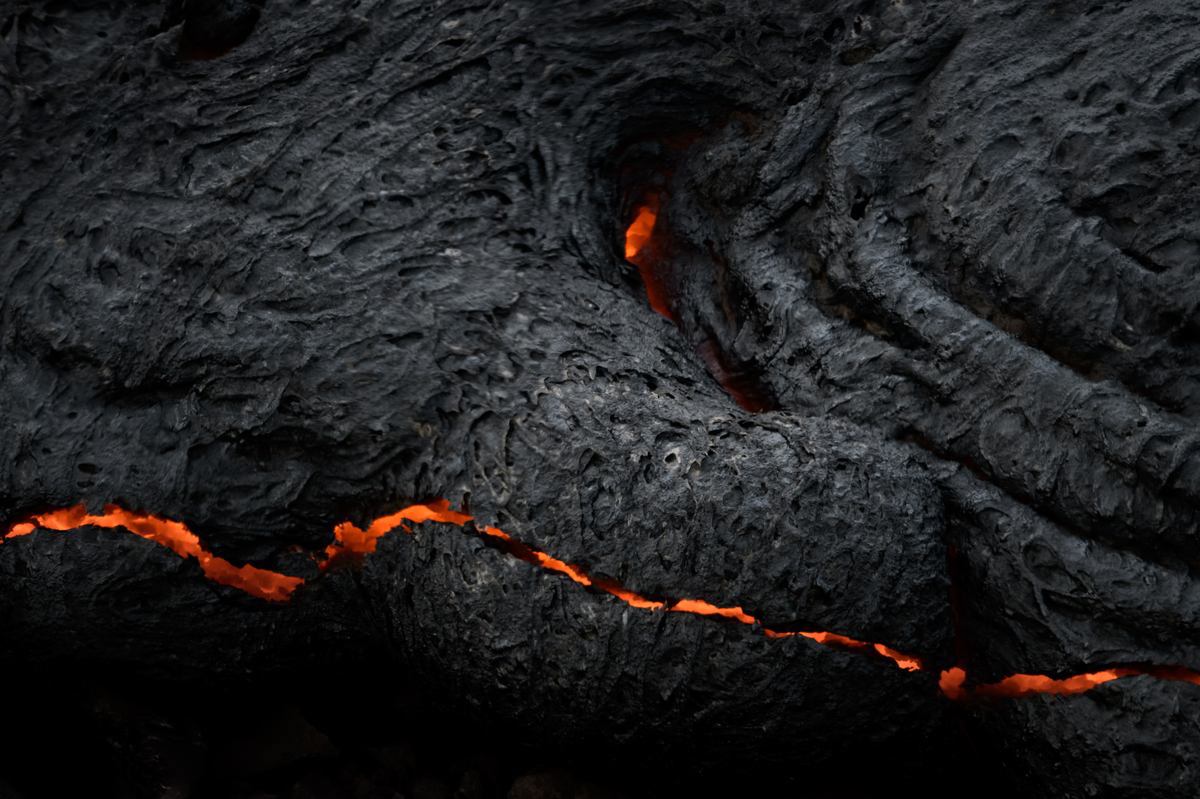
1 1 1198 796
973 676 1200 799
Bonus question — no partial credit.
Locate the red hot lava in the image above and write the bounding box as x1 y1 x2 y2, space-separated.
7 504 302 601
622 196 778 412
5 500 1200 701
623 194 676 320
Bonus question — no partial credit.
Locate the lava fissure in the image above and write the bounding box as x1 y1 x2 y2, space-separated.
327 502 920 670
612 205 1200 701
4 504 303 601
939 664 1200 700
6 500 1200 702
624 194 675 321
623 194 778 412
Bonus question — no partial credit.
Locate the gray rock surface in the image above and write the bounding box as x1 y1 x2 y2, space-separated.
2 1 1199 794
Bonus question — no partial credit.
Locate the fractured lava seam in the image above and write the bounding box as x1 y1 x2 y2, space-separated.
5 505 303 601
624 195 675 320
623 195 778 413
5 500 1200 700
618 197 1200 702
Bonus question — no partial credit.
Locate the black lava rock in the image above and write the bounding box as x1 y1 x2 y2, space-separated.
1 1 1198 795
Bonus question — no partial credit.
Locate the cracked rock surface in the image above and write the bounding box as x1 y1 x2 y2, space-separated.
2 1 1199 796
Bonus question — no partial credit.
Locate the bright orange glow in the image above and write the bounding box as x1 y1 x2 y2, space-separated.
533 549 593 586
939 663 1200 700
4 499 919 672
976 669 1132 698
5 504 302 602
9 499 1200 704
477 525 591 586
624 201 657 261
623 195 675 320
874 643 923 672
670 597 756 624
797 630 867 649
764 628 921 671
939 667 968 701
593 577 667 610
325 498 474 563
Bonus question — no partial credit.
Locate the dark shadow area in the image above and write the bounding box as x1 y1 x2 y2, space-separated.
0 661 1016 798
164 0 263 61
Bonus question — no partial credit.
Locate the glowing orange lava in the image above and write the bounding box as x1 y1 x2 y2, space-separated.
670 597 757 625
937 664 1200 699
325 498 473 564
4 504 302 601
7 499 1200 702
5 499 917 670
976 669 1133 698
939 667 968 701
624 200 658 261
623 195 675 320
874 643 923 672
976 666 1200 698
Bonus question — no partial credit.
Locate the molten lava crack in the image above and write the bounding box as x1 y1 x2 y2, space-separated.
2 200 1194 703
624 194 675 320
6 499 1200 701
939 664 1200 700
327 502 921 670
5 504 302 601
622 194 778 412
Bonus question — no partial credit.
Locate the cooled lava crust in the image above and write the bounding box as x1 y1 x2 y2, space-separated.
3 1 1200 796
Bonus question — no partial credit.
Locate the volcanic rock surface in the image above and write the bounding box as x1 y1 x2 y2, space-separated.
2 1 1200 796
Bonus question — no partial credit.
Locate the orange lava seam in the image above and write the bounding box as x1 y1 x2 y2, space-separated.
6 501 1200 700
5 504 302 601
617 198 1200 697
623 195 676 320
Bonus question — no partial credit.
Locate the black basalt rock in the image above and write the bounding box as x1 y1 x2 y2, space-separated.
1 1 1199 796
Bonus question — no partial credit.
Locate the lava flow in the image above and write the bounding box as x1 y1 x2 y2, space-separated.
5 500 922 671
326 501 919 670
324 498 474 564
5 504 302 601
940 664 1200 700
6 500 1200 701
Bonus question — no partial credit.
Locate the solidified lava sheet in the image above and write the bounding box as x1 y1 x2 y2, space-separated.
2 1 1200 796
